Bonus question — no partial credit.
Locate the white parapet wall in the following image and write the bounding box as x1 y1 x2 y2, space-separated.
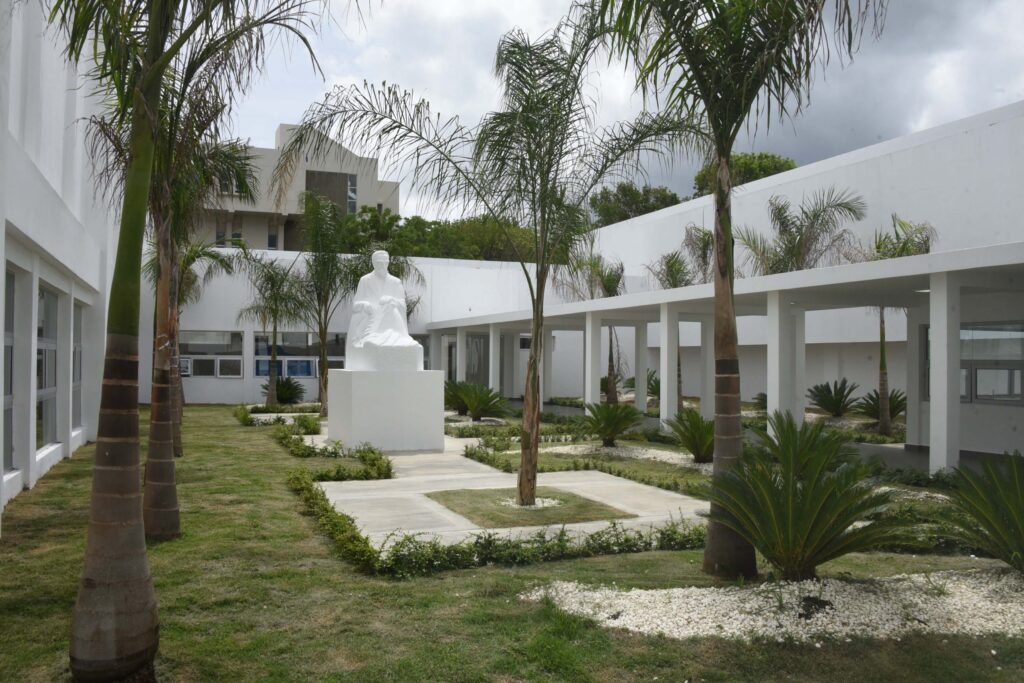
327 369 445 453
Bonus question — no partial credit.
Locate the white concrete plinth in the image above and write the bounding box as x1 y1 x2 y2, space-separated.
328 369 445 452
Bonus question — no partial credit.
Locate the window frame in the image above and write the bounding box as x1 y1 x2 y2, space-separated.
922 321 1024 407
216 357 244 379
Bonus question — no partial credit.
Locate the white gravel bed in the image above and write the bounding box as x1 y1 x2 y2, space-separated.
877 485 952 503
540 443 714 474
500 497 562 509
524 569 1024 642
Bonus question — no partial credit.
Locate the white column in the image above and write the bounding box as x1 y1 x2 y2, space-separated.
501 333 515 398
510 333 521 398
634 323 648 411
487 325 501 391
699 317 715 421
455 327 467 383
429 331 442 372
15 265 38 484
767 291 803 422
584 312 602 404
57 283 73 456
541 329 554 404
793 306 806 421
905 307 924 447
929 273 961 472
659 304 679 422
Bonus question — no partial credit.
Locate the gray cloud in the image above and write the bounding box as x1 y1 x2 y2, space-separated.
233 0 1024 217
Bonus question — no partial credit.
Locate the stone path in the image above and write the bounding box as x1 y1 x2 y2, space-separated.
319 436 708 546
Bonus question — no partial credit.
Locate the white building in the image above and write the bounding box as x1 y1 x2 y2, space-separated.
1 2 115 511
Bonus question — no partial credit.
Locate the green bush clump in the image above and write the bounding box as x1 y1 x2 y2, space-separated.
287 469 379 572
234 405 254 426
806 378 859 417
753 392 768 411
583 403 644 447
549 397 584 408
855 388 907 420
262 376 306 405
707 411 911 580
273 424 344 458
308 444 393 482
665 408 714 463
454 383 509 421
824 426 906 445
463 444 516 472
943 452 1024 572
249 403 321 415
292 414 322 435
444 381 470 415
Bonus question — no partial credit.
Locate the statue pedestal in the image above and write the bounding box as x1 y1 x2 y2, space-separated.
327 369 445 452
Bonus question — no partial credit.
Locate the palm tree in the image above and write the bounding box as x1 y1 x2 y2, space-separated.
49 2 320 675
601 0 887 579
645 249 694 409
864 215 934 435
274 7 703 505
683 224 714 284
736 187 866 275
238 253 306 407
555 235 627 403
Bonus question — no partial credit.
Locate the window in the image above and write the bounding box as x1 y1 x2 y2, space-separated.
268 229 278 250
179 357 193 377
215 220 226 248
217 358 243 378
312 333 345 357
305 170 347 208
924 322 1024 406
376 203 383 213
4 271 14 472
180 331 243 356
36 287 59 448
192 358 216 376
347 174 358 214
286 359 315 378
255 332 315 357
73 303 83 429
519 336 531 350
255 359 283 377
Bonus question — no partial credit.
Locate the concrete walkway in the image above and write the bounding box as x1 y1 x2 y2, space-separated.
319 436 708 546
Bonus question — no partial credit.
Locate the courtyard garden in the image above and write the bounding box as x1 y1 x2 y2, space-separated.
2 405 1023 681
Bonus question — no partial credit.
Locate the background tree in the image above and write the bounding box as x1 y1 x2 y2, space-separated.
275 7 702 505
238 254 306 406
692 151 797 197
589 180 681 227
735 187 866 275
50 1 320 677
602 0 887 579
861 215 934 435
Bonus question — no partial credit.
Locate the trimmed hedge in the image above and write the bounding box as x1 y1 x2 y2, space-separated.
288 468 705 579
273 424 344 458
307 445 394 482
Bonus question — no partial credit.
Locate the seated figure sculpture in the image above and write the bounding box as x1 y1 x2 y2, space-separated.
345 250 423 371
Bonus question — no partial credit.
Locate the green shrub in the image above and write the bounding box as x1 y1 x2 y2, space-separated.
549 397 583 408
272 424 344 458
824 425 906 445
293 414 322 435
646 370 660 399
753 392 768 411
855 388 907 420
665 409 714 463
455 383 509 421
806 378 859 417
444 381 470 415
583 403 644 447
261 376 306 405
707 411 910 580
234 404 254 426
309 444 394 482
943 452 1024 572
249 402 320 414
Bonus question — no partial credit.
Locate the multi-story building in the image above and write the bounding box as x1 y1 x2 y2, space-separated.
197 124 400 251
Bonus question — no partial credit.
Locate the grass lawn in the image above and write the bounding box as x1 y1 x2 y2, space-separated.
425 486 635 528
0 405 1021 682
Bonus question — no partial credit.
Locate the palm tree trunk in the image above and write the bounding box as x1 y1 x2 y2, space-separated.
318 320 328 417
517 287 545 506
70 18 164 676
878 307 891 436
143 212 181 541
606 326 618 404
267 321 279 406
677 347 683 414
702 152 757 579
169 242 183 459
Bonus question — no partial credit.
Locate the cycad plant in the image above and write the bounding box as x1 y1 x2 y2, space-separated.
707 412 909 581
665 408 714 463
456 384 510 422
583 403 644 447
445 381 470 416
807 379 860 417
855 389 907 421
943 453 1024 572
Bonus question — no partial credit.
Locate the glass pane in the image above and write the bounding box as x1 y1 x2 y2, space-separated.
218 358 242 377
311 334 345 357
192 358 216 376
975 368 1022 401
255 359 283 377
73 346 82 383
179 331 243 355
961 323 1024 362
325 359 345 370
4 343 11 396
5 272 14 333
73 303 82 341
36 396 57 447
286 359 315 378
37 288 58 340
3 406 13 471
280 332 312 357
73 385 82 428
960 367 968 399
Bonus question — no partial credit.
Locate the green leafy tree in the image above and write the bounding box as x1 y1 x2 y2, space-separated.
862 215 935 435
736 187 866 275
276 7 703 505
588 181 681 227
602 0 887 579
692 151 796 196
49 1 320 677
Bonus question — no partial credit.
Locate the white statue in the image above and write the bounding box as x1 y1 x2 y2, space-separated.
345 250 423 371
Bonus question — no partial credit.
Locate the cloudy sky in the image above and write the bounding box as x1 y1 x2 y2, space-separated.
232 0 1024 218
